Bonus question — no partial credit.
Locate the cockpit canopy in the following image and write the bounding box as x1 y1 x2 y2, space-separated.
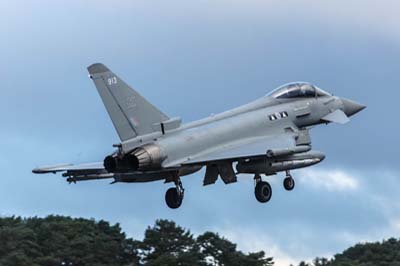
268 82 331 99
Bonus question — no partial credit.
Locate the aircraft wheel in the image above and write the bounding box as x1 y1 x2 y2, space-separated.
165 187 183 209
255 181 272 203
283 176 295 191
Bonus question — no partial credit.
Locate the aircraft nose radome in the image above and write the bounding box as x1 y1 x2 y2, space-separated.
341 98 366 117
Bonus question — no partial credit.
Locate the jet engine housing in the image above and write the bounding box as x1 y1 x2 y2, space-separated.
129 144 166 171
103 144 166 172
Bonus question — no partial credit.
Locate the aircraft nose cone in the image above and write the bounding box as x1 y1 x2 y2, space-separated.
341 98 366 117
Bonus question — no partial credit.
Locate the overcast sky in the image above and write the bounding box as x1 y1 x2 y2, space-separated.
1 0 399 265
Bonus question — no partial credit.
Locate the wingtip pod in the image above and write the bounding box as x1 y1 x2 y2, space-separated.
32 163 73 174
87 63 110 74
32 168 43 174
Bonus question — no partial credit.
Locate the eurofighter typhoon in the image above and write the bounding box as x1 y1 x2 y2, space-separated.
33 63 365 209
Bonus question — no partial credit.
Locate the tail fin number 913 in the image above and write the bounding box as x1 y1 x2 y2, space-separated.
108 77 117 86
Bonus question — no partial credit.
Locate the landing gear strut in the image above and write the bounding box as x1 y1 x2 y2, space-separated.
283 170 295 191
254 174 272 203
165 177 184 209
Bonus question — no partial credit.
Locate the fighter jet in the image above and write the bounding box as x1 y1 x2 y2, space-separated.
33 63 365 209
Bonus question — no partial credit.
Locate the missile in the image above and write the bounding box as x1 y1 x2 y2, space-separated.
64 173 114 183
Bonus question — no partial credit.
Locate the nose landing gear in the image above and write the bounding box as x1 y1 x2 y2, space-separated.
165 177 185 209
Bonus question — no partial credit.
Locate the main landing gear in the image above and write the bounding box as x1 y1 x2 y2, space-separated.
165 177 184 209
254 174 272 203
254 170 296 203
283 170 295 191
165 171 296 207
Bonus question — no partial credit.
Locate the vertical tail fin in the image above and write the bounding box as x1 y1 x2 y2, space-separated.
87 63 169 141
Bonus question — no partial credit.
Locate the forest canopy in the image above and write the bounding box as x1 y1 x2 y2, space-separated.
0 215 399 266
0 216 272 266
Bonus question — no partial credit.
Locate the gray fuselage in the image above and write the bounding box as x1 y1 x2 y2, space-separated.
120 94 342 172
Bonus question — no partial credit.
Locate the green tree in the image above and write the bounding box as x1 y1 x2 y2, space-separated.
197 231 274 266
0 216 278 266
0 217 41 266
140 219 205 266
305 238 400 266
0 216 140 266
330 238 400 266
313 257 330 266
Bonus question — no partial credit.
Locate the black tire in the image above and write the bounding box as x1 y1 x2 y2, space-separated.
255 181 272 203
165 187 183 209
283 177 295 191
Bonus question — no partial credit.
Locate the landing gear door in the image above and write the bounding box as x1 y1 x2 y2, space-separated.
295 128 311 146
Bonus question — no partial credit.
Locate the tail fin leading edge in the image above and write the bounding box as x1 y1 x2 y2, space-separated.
87 63 169 141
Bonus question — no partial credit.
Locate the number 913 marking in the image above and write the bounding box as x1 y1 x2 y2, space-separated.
107 77 117 85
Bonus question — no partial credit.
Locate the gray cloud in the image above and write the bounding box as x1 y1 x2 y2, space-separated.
1 1 399 265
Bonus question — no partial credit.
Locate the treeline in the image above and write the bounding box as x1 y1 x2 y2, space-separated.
1 216 400 266
0 216 272 266
296 238 400 266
